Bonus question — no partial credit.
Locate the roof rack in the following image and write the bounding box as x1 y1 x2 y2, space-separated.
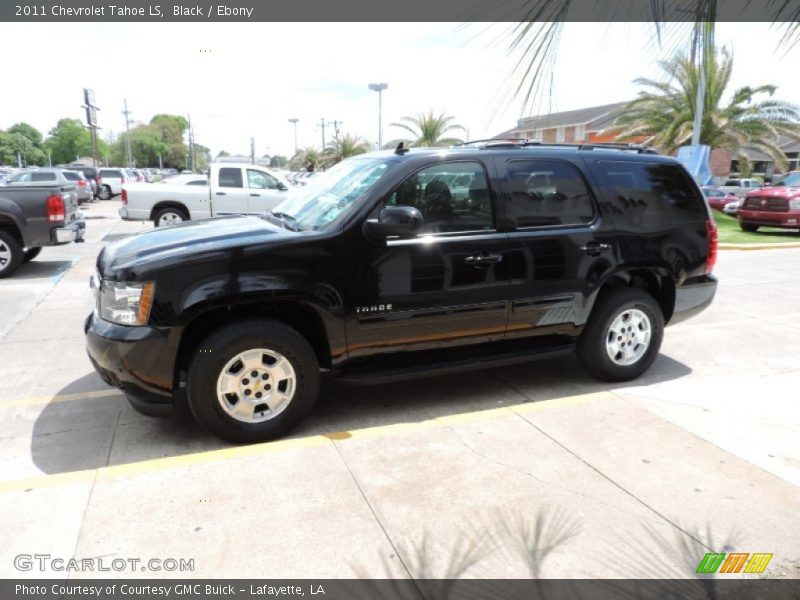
457 139 657 154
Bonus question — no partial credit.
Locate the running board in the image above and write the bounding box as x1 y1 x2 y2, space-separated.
335 342 575 385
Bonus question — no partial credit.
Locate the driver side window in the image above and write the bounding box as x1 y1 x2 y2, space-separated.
247 169 279 190
385 161 494 234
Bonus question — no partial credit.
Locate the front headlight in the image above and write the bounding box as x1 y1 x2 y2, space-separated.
790 199 800 210
99 280 155 326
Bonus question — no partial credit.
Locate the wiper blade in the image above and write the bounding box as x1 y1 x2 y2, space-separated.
263 210 302 231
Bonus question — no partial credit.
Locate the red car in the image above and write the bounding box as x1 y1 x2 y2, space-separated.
738 187 800 232
701 187 739 211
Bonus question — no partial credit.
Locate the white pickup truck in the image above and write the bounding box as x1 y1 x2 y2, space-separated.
119 163 292 226
717 178 763 199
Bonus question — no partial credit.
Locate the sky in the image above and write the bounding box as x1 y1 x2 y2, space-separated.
1 22 798 160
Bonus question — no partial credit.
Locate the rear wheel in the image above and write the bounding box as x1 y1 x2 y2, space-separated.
578 287 664 382
187 319 320 443
740 223 759 232
154 207 189 227
0 230 23 278
98 185 112 200
23 247 42 263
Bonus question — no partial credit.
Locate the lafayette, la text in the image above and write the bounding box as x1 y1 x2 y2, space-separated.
17 584 324 597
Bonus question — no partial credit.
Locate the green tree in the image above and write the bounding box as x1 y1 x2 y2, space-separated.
609 48 800 168
290 147 321 172
387 111 465 147
8 122 43 147
0 131 46 166
323 134 370 166
269 155 289 168
44 118 92 165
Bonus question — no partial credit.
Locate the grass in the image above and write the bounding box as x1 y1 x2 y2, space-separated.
712 210 800 244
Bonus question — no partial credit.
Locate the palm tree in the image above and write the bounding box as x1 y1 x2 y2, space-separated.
499 3 799 128
608 48 800 169
323 133 371 166
289 147 321 172
387 111 466 148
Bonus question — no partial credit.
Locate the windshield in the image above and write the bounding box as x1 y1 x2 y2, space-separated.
773 173 800 187
271 157 395 231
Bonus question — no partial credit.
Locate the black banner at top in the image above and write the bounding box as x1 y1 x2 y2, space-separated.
1 0 799 22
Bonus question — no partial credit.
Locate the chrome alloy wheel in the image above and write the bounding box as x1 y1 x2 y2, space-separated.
605 308 652 366
215 348 297 423
157 212 184 226
0 241 10 272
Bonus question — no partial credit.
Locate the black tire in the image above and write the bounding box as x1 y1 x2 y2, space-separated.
577 287 664 382
23 247 42 262
187 319 320 443
0 230 24 278
740 222 759 233
153 207 189 227
98 185 112 200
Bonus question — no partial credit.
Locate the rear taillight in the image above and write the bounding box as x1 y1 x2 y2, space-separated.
95 176 101 185
121 176 126 184
705 219 718 274
78 180 87 187
46 194 65 222
121 189 127 204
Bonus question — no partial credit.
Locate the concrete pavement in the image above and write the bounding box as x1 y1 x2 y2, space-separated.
0 199 798 579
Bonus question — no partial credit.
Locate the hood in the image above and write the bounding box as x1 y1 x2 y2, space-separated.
749 186 800 199
98 215 298 279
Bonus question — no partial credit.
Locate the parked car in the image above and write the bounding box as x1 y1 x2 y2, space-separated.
771 171 800 188
86 143 718 443
718 178 763 199
120 163 290 227
66 165 100 198
60 169 93 204
96 168 128 199
0 169 84 277
738 187 800 232
701 186 738 212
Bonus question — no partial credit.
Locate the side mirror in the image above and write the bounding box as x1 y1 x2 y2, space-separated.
364 205 423 239
277 182 288 191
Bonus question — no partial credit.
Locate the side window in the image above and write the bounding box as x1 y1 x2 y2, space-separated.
218 168 243 188
385 161 493 234
31 172 57 182
597 161 706 228
507 160 594 227
247 169 278 190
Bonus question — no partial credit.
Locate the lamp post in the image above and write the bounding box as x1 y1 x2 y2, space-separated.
368 83 388 149
288 118 299 156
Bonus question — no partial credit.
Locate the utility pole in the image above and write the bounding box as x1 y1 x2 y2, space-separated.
288 118 299 155
331 120 343 142
83 88 100 167
250 137 255 165
122 99 133 168
317 118 327 151
187 114 195 172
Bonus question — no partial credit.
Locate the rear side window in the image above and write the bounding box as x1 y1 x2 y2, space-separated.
218 168 243 188
62 172 80 181
31 172 57 182
598 161 706 226
100 169 122 178
506 159 595 227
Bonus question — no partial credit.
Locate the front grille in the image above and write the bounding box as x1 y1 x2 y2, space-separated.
743 196 789 212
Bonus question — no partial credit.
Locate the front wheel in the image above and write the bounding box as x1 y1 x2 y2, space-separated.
187 319 320 443
153 207 188 227
98 185 112 200
23 247 42 262
577 287 664 382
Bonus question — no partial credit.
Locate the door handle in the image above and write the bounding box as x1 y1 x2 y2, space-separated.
216 192 226 196
465 253 503 266
580 242 611 256
250 193 260 197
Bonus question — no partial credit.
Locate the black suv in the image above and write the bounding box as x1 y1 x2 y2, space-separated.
85 143 718 443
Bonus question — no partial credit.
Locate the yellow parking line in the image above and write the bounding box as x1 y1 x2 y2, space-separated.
0 389 123 409
0 390 612 494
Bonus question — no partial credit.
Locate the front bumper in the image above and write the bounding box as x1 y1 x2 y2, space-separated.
738 209 800 229
670 274 718 325
51 218 86 244
84 312 177 418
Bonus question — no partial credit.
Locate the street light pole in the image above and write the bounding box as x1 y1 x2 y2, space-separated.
368 82 388 149
288 118 299 155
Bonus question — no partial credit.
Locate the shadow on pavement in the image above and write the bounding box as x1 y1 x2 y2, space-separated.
8 260 75 281
31 353 691 475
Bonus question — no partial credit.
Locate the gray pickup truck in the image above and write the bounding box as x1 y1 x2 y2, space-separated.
0 168 85 278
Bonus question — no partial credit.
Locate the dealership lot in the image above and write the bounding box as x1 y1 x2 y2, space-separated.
0 200 798 579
